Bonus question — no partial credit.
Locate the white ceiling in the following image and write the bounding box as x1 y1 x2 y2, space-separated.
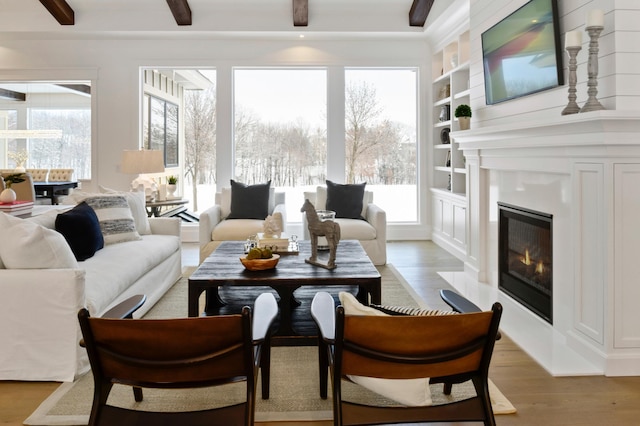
0 0 456 38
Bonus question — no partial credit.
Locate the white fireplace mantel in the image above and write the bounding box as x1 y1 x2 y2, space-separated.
442 110 640 377
451 111 640 151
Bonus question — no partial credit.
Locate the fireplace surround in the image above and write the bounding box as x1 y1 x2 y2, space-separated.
448 111 640 377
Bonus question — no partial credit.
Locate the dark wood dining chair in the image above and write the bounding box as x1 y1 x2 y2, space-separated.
78 292 278 426
311 291 502 426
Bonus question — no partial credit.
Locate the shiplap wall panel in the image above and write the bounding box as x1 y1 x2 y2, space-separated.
468 0 636 125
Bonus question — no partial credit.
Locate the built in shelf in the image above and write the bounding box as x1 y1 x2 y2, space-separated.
454 89 471 99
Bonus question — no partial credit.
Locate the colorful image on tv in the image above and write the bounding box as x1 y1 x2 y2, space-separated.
482 0 563 105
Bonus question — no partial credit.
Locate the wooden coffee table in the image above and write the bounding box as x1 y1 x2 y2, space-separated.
188 240 381 345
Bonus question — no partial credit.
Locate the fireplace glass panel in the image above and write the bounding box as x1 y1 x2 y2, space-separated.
498 202 553 323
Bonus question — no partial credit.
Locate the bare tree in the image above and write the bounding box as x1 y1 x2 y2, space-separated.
184 87 216 211
345 81 386 184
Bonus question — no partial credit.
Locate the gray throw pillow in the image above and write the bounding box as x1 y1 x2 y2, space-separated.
227 180 271 220
326 180 366 219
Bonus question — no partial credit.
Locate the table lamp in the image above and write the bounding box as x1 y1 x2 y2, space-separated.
121 149 165 201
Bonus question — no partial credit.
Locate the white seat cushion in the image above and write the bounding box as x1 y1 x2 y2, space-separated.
83 234 180 315
335 218 376 240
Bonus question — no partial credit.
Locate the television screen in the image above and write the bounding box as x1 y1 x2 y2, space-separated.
481 0 564 105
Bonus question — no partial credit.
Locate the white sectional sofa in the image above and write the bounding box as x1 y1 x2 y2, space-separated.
0 193 182 382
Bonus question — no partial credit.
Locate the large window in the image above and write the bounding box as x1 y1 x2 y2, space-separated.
234 68 327 220
141 67 419 228
28 109 92 179
345 69 418 222
0 82 92 179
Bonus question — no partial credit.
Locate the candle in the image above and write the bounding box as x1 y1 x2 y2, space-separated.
565 31 582 48
586 9 604 28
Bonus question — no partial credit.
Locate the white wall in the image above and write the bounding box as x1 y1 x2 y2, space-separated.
468 0 640 127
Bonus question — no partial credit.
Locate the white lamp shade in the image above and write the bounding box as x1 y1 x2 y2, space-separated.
121 150 165 174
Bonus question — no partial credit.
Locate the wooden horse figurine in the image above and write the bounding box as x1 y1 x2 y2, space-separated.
301 199 341 270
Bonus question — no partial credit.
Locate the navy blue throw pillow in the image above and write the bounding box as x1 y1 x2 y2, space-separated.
227 180 271 220
326 180 366 219
55 201 104 261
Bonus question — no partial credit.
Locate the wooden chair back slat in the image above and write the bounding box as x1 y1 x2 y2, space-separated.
87 316 248 385
341 312 494 379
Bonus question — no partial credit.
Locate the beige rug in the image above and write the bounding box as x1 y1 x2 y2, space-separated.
25 265 515 425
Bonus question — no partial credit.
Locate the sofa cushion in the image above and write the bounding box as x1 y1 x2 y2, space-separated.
371 305 458 316
0 212 78 269
83 234 180 315
55 201 104 261
220 187 276 220
83 195 141 245
99 186 151 235
26 207 68 229
339 291 432 407
335 218 376 240
227 180 271 220
70 188 151 235
313 186 372 219
211 218 266 241
326 180 366 219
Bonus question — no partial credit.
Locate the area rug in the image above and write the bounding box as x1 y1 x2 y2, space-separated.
25 265 515 425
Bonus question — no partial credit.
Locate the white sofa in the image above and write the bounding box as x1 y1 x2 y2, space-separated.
303 186 387 265
0 196 182 382
200 189 286 263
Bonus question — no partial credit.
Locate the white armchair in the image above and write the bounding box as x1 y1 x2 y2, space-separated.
303 186 386 265
199 188 286 263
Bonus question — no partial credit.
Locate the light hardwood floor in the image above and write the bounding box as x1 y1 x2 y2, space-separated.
2 241 640 425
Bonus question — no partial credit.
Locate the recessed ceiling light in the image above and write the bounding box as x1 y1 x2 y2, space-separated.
299 34 305 38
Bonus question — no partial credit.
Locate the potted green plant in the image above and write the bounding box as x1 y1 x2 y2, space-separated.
454 104 472 130
1 173 26 203
167 175 178 198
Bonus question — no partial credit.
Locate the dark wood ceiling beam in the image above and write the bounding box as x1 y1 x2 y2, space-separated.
39 0 74 25
166 0 192 26
56 84 92 95
293 0 308 27
409 0 434 27
0 89 26 102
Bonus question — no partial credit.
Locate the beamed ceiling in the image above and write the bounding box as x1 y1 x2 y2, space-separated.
32 0 437 32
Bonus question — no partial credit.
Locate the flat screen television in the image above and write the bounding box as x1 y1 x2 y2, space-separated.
481 0 564 105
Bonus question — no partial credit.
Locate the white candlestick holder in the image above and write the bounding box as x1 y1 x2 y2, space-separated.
561 46 582 115
580 26 605 112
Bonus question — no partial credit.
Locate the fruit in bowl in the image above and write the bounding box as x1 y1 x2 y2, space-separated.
240 247 280 271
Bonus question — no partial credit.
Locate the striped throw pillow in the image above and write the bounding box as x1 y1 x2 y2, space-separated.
84 195 141 245
371 305 458 316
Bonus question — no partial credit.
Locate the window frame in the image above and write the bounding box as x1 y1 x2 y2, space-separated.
143 93 179 167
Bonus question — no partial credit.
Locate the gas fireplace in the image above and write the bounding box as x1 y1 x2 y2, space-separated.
498 202 553 323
